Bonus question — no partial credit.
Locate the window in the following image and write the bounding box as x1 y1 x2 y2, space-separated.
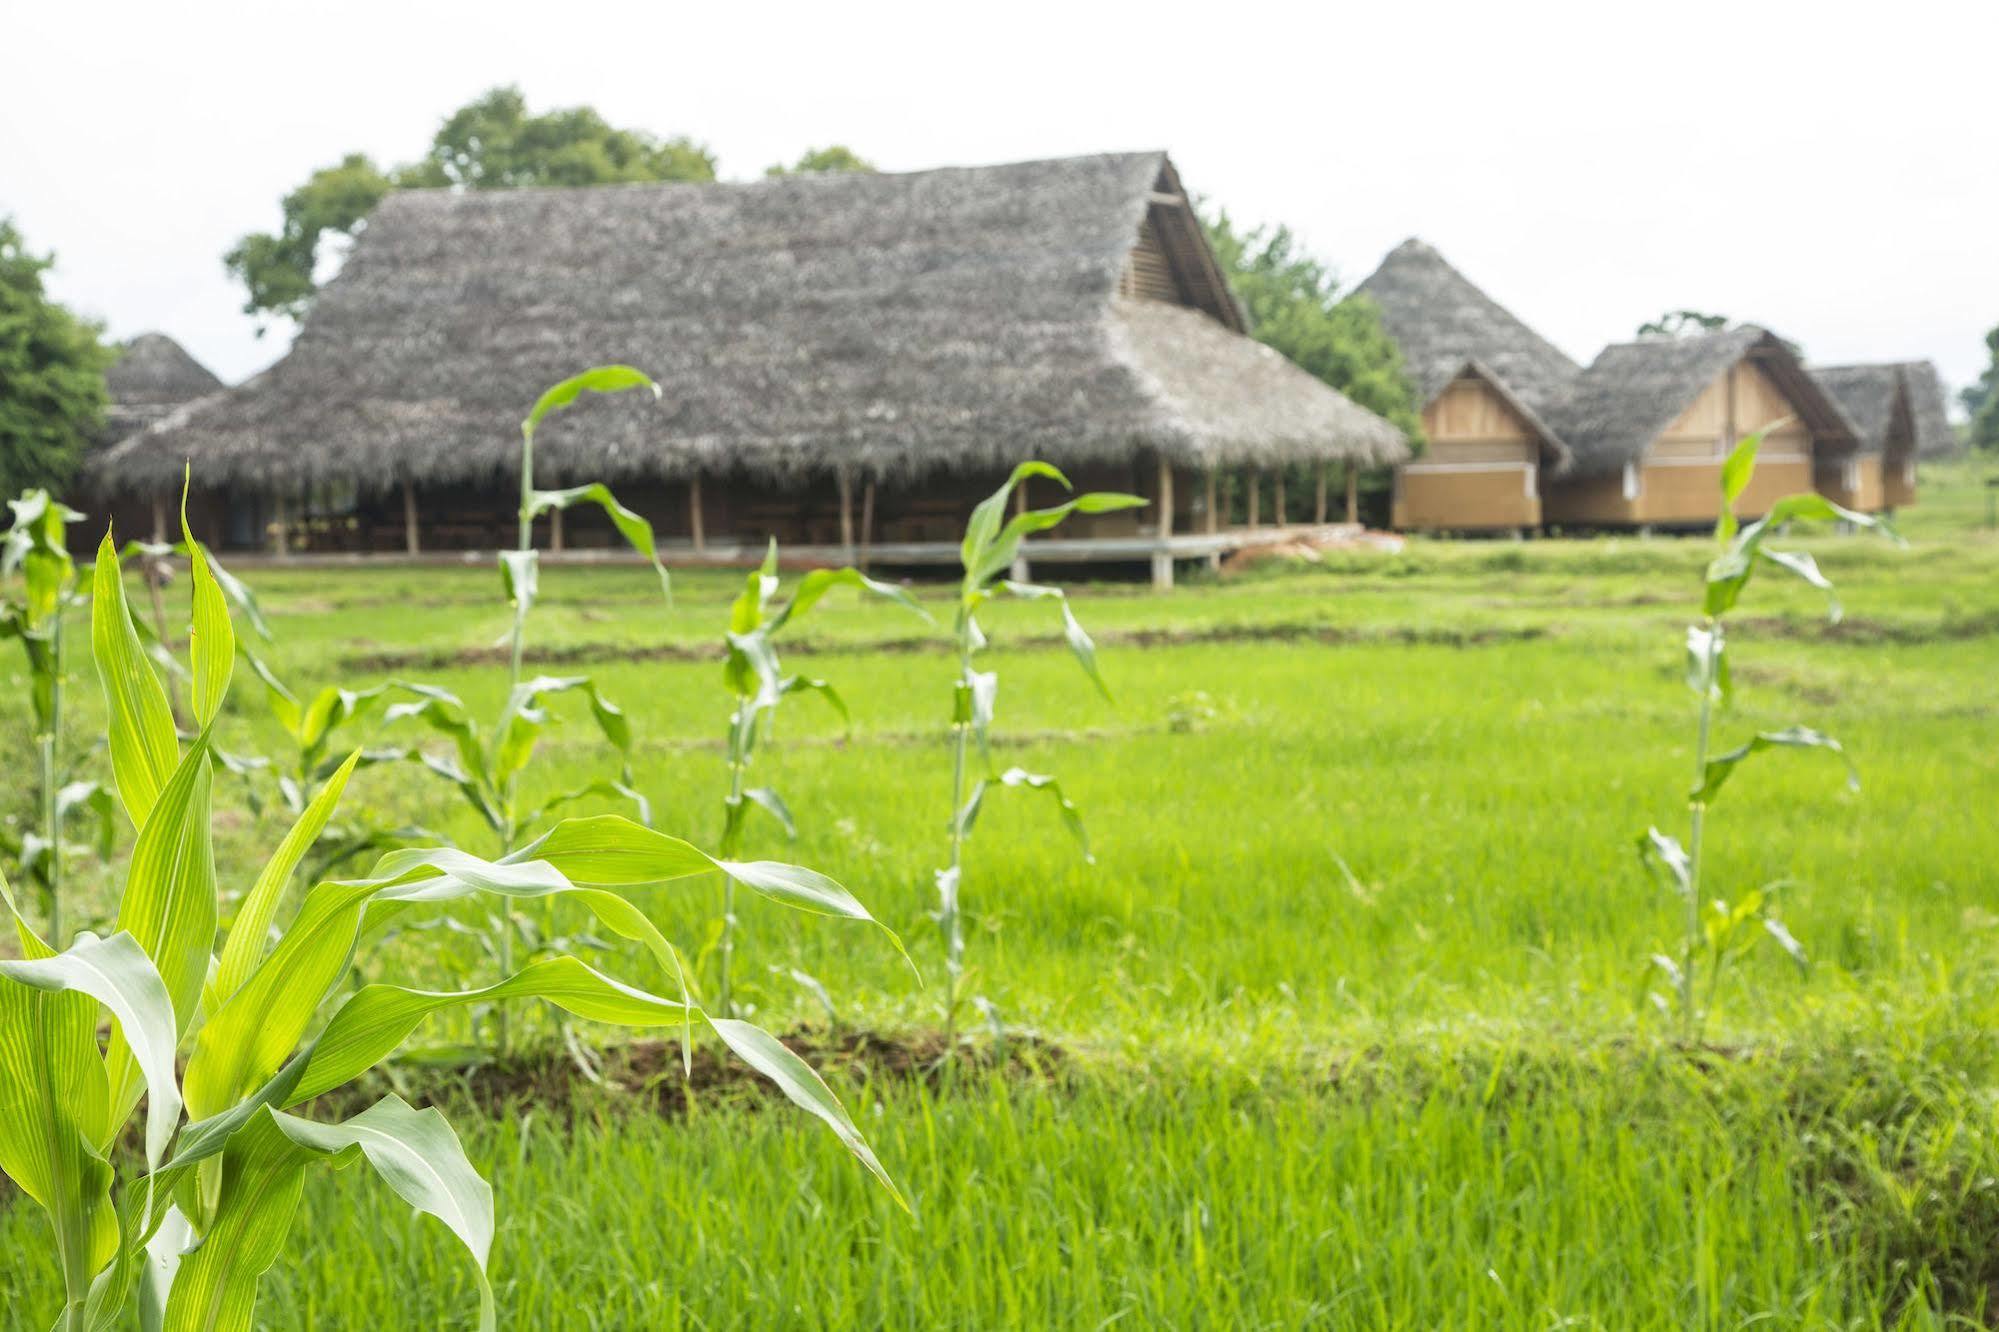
1621 462 1640 501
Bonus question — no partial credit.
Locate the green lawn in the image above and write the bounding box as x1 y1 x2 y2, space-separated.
4 461 1997 1328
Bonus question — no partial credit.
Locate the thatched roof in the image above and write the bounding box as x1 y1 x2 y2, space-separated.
99 333 224 447
1110 299 1406 466
106 333 223 405
97 153 1403 496
1547 326 1859 478
1812 361 1958 459
1352 238 1580 416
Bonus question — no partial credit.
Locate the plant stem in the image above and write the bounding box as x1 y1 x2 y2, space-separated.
40 611 63 945
717 703 751 1018
1684 617 1719 1043
942 613 972 1047
494 421 538 1057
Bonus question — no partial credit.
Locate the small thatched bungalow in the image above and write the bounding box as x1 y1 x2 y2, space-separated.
1808 361 1954 512
94 152 1405 585
1352 237 1931 532
1540 327 1859 528
99 332 222 446
1353 240 1578 532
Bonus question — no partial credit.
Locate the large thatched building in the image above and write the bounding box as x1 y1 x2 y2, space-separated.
1355 237 1953 531
95 152 1405 584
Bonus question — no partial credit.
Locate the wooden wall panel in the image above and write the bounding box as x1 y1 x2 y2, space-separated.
1881 455 1917 509
1422 378 1535 445
1393 465 1539 530
1661 361 1811 450
1636 457 1813 524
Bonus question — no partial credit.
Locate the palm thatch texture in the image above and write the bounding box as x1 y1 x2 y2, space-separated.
92 153 1406 540
1812 361 1959 460
1547 327 1858 479
98 333 224 447
1352 238 1580 429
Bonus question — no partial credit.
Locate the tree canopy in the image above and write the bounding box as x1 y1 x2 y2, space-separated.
226 87 717 327
0 218 115 498
1637 310 1729 339
1202 211 1423 444
765 145 876 177
1961 324 1999 452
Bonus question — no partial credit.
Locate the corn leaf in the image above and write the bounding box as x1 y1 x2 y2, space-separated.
213 750 362 1003
179 485 234 729
708 1017 906 1209
292 956 689 1104
959 461 1069 576
974 492 1146 587
91 533 181 829
521 364 657 436
0 873 119 1309
0 930 181 1169
159 1099 495 1332
771 566 931 631
1694 725 1859 805
527 483 671 602
105 721 217 1126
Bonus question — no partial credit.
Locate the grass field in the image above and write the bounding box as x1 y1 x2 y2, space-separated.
3 461 1997 1328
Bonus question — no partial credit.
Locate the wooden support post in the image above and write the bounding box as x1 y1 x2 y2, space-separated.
1314 463 1328 525
150 496 168 545
271 492 290 559
1345 463 1359 525
688 474 706 554
859 479 876 571
1151 455 1175 590
1204 467 1221 571
549 506 565 553
1246 469 1260 528
402 477 420 556
1273 472 1287 527
836 467 855 559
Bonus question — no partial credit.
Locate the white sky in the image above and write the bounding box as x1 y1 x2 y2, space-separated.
4 0 1992 404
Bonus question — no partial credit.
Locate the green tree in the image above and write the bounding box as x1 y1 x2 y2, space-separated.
765 145 876 177
1202 210 1421 441
1638 310 1730 339
226 87 717 326
1961 324 1999 453
0 219 115 497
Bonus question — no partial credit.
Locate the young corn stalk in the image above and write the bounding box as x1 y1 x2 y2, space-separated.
387 366 672 1055
0 491 114 944
1639 433 1897 1041
938 462 1142 1044
0 503 906 1332
710 539 930 1017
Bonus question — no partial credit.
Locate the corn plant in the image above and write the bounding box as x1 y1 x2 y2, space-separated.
0 490 116 943
937 462 1142 1042
0 510 904 1332
388 366 672 1053
710 539 929 1016
1639 434 1897 1039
